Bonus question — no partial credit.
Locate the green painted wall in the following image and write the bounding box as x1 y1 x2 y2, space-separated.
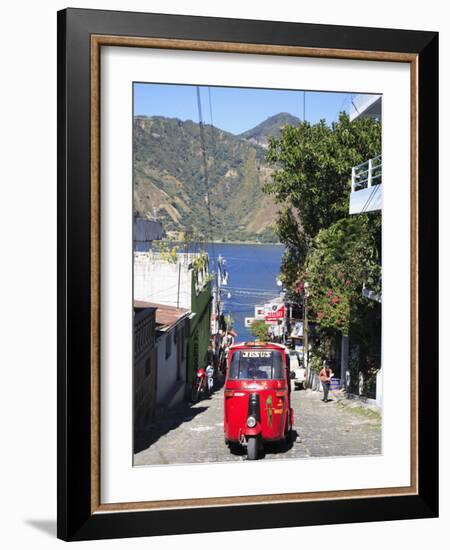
186 275 212 384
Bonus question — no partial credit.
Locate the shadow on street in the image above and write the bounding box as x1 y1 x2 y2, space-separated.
260 429 299 458
134 402 209 454
134 377 225 454
227 429 299 459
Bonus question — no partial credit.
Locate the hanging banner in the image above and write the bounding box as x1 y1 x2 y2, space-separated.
254 306 265 320
264 303 285 322
291 321 304 337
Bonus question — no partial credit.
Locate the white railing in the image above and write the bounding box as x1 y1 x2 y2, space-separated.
351 155 382 193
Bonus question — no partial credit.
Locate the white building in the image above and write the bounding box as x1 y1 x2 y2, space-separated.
349 94 381 123
349 95 382 216
134 251 209 309
135 300 189 411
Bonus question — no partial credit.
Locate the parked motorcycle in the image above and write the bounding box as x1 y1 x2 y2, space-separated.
190 367 208 403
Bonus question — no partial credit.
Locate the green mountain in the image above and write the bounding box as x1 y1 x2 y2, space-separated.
239 112 301 148
134 116 281 243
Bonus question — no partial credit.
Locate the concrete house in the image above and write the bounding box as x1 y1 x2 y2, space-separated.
135 300 189 413
134 251 212 396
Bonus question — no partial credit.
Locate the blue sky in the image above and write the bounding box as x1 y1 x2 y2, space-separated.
133 83 358 135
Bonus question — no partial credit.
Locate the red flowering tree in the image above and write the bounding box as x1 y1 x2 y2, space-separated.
304 215 381 335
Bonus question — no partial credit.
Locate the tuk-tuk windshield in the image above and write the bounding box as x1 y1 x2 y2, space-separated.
228 349 285 380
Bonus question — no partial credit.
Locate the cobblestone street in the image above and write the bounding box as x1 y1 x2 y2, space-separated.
134 385 381 466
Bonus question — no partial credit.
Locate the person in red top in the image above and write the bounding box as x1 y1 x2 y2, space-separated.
319 361 333 402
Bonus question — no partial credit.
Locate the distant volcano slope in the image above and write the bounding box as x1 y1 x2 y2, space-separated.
133 113 300 243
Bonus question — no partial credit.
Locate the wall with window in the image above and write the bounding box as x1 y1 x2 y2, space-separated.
155 320 188 410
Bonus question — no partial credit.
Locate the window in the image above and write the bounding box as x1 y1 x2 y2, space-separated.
228 350 285 380
165 333 172 359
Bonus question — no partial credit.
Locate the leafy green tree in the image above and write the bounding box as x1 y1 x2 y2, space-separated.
249 320 270 342
225 314 235 331
273 207 310 286
265 112 381 285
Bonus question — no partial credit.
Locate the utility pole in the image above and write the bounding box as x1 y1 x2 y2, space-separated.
303 282 310 384
215 254 226 335
176 262 181 309
217 255 222 335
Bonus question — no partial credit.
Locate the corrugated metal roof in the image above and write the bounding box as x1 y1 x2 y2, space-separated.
134 218 165 242
134 300 189 330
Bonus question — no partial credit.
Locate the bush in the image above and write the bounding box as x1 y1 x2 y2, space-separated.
249 320 270 342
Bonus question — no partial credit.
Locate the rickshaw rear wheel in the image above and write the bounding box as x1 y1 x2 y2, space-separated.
284 429 293 445
284 416 293 443
247 436 259 460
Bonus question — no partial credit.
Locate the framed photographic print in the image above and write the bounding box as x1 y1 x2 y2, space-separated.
57 8 438 541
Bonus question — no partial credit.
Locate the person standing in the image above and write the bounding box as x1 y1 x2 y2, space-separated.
319 362 333 402
206 362 214 394
206 344 215 371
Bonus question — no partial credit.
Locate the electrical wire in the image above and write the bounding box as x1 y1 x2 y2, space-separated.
335 94 352 121
145 88 285 328
360 183 381 214
195 86 217 269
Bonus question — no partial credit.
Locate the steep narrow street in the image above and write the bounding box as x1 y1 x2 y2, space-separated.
134 385 381 466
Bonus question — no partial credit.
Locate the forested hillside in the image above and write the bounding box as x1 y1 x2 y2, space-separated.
133 113 299 243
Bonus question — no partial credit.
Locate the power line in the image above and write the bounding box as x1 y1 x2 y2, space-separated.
206 87 218 275
230 288 277 293
335 94 352 120
360 184 381 214
195 86 217 281
226 288 278 295
351 97 360 117
195 87 216 252
208 87 217 160
222 255 282 263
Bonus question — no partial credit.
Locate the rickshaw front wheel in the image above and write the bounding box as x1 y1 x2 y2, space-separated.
247 436 259 460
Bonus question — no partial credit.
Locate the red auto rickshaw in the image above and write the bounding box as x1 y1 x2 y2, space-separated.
223 342 294 460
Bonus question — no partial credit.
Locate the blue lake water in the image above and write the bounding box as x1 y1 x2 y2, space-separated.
136 241 284 341
205 243 284 341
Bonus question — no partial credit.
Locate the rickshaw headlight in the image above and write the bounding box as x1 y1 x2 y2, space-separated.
247 416 257 428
